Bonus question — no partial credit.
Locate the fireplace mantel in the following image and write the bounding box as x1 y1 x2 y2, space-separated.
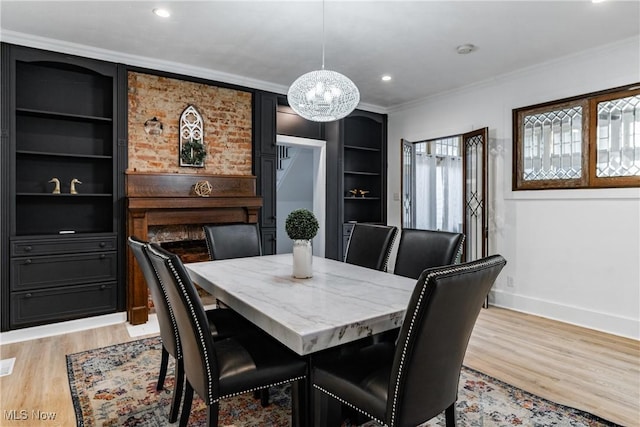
126 172 263 324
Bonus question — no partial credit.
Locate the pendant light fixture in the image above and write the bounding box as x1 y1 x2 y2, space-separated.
287 0 360 122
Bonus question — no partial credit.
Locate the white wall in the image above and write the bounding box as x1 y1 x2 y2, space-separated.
386 37 640 339
276 147 314 254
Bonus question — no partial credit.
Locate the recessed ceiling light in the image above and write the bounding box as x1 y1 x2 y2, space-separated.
456 44 477 55
153 8 170 18
592 0 607 3
381 75 392 82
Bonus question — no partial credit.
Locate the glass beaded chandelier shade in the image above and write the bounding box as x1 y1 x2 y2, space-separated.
287 1 360 122
288 70 360 122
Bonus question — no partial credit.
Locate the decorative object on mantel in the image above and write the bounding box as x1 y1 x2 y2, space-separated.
286 0 359 122
179 105 206 167
349 189 358 197
48 177 60 194
359 189 369 198
70 178 82 194
285 208 319 278
143 117 163 135
192 180 212 197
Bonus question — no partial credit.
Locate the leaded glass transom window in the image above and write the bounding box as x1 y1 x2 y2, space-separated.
596 94 640 178
522 106 582 181
514 84 640 190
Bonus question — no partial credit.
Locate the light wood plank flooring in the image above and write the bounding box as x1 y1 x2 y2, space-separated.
0 307 638 426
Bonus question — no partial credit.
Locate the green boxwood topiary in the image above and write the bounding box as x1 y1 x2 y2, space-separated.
285 208 319 240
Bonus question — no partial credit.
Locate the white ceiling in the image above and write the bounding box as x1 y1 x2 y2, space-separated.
1 1 639 111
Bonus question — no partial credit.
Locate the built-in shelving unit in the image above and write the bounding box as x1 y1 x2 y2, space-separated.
1 44 121 330
339 111 388 259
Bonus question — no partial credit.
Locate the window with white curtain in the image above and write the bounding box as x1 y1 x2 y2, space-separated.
409 136 462 232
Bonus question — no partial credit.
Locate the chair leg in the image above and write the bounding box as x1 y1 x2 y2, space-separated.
291 379 308 427
206 402 219 427
157 347 169 391
445 402 456 427
179 381 194 427
313 388 342 427
260 388 270 407
170 359 185 424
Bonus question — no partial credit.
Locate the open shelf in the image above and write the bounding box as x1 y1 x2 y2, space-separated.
16 108 112 122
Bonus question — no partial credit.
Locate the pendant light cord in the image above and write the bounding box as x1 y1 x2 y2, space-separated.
321 0 325 70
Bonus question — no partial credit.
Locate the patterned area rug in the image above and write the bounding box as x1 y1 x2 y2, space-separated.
66 336 619 427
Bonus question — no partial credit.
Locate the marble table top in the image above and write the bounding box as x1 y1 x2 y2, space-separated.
185 254 417 356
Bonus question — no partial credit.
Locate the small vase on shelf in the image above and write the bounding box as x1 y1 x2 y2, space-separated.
285 208 319 279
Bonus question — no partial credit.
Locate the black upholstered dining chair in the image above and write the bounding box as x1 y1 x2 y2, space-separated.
312 255 506 427
203 223 262 260
393 228 465 280
202 222 271 405
146 243 307 427
344 223 398 271
127 236 252 423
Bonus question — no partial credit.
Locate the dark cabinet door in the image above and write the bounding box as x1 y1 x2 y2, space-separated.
257 92 277 156
259 156 277 229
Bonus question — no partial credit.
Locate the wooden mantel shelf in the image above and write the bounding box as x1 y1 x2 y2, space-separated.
126 172 263 324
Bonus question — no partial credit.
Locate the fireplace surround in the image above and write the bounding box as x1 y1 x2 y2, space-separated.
126 172 262 324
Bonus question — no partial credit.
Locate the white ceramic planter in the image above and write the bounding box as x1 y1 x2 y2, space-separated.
292 239 313 278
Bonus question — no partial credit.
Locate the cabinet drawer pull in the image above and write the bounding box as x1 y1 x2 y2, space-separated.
24 259 32 265
99 242 106 248
25 293 32 298
24 246 32 252
100 254 106 259
100 284 106 290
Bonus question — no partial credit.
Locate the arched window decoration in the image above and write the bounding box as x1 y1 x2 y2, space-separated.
179 105 206 167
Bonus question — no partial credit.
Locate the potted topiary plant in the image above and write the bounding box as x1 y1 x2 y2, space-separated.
285 208 319 278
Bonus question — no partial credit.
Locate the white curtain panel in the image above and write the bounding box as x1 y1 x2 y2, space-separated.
415 154 462 232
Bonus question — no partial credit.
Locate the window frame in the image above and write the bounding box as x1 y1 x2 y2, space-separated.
513 84 640 190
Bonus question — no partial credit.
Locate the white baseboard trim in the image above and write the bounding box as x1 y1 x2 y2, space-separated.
0 312 127 345
490 289 640 340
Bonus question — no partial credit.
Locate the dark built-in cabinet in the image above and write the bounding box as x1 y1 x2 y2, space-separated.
329 110 387 260
1 44 123 330
255 95 387 261
342 112 387 224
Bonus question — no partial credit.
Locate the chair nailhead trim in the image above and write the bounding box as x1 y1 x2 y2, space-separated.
313 384 388 427
389 256 502 426
214 375 306 404
382 228 398 272
130 238 182 360
454 235 465 264
165 255 216 405
149 260 182 360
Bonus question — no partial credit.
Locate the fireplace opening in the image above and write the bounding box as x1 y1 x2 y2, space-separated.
160 239 209 263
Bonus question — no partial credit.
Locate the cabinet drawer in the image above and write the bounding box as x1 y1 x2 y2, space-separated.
10 282 118 328
11 235 117 256
11 252 117 291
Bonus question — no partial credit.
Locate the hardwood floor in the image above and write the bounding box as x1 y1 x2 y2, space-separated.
0 307 638 426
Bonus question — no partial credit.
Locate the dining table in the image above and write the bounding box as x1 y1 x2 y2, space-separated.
184 253 417 426
185 253 416 356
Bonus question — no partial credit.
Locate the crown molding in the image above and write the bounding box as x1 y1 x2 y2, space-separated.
0 30 288 94
0 30 389 115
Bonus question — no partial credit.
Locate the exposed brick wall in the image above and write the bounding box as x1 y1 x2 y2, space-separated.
127 72 252 175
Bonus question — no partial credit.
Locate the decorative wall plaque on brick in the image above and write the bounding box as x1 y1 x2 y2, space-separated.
179 105 206 167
